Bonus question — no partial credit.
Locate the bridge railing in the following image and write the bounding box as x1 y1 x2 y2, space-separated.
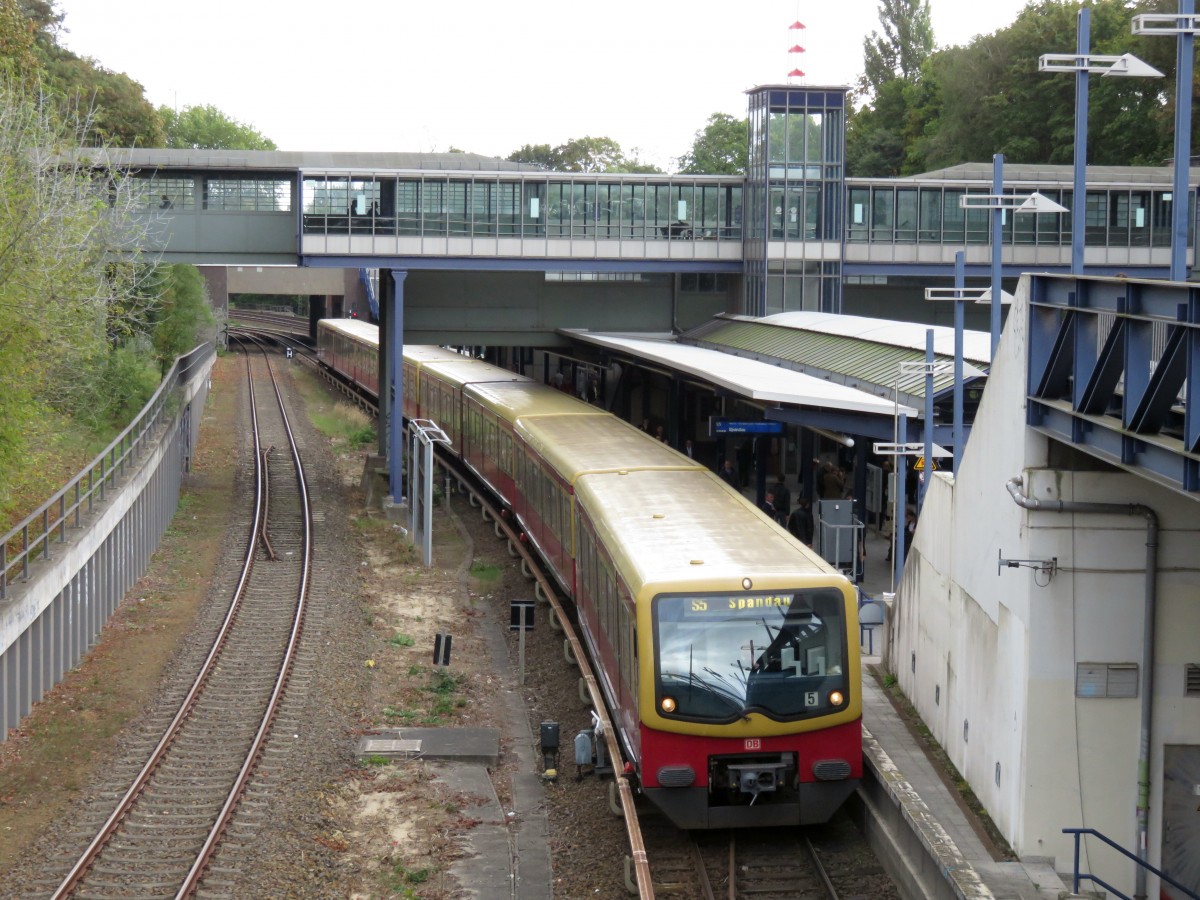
1063 827 1198 900
1 342 214 599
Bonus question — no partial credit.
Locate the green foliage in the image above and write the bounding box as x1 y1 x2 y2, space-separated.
508 135 662 174
861 0 933 95
0 0 40 90
388 633 415 647
677 113 748 175
849 0 1188 174
159 103 276 151
149 264 215 375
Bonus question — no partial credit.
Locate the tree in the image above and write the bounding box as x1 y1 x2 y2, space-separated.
677 113 748 175
507 136 662 173
0 0 40 90
0 70 163 498
149 264 215 376
507 143 557 169
915 0 1179 170
159 103 276 151
847 0 935 176
861 0 933 96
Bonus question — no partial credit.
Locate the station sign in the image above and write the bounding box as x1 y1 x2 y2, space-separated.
710 418 784 436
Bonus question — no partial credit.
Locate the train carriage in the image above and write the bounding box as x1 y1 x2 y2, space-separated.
315 318 382 397
514 413 704 598
400 345 467 420
415 359 529 451
462 382 605 510
573 467 862 830
318 331 863 832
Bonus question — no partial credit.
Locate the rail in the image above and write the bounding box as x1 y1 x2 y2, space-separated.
1 342 214 600
1063 827 1198 900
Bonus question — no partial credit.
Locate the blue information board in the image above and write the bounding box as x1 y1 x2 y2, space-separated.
711 418 784 435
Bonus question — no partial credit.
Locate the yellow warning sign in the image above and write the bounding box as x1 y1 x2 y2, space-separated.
913 457 939 472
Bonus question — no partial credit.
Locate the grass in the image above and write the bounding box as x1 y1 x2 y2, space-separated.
388 632 415 647
468 560 502 583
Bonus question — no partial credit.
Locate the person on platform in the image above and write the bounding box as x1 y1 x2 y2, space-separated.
769 475 790 515
787 496 814 546
760 491 786 526
718 458 739 489
683 439 695 459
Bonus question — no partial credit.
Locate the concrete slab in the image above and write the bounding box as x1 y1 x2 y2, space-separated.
355 727 500 766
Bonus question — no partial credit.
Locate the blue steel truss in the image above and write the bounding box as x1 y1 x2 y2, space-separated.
1027 274 1200 497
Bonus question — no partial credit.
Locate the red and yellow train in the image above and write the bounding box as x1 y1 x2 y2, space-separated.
317 318 862 829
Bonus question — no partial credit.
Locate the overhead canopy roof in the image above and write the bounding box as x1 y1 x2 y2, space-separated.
683 312 988 405
560 329 918 418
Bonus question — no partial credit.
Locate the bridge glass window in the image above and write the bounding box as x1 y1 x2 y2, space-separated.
1034 189 1065 245
847 188 869 242
918 189 940 242
396 179 420 234
942 190 965 243
870 188 893 242
1084 190 1107 246
895 189 916 242
1129 191 1151 247
495 181 517 236
421 179 447 235
964 191 988 244
205 177 291 212
447 180 470 235
522 181 546 235
144 176 195 210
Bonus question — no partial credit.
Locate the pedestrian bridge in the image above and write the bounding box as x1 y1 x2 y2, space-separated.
100 149 1189 280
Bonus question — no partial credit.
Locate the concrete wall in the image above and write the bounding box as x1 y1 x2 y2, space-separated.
888 276 1200 896
402 270 731 345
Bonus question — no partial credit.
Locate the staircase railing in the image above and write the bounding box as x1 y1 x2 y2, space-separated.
1063 828 1198 900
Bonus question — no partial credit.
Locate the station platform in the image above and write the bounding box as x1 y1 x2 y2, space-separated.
854 517 1074 900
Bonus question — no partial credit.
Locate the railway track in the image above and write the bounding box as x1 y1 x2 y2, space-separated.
41 342 314 898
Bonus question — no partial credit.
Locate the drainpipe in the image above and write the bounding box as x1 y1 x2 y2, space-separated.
1005 476 1158 900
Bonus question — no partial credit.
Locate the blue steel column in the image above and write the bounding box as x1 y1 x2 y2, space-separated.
1170 0 1195 282
991 154 1004 356
921 330 934 512
388 271 407 504
953 251 965 473
1072 8 1090 275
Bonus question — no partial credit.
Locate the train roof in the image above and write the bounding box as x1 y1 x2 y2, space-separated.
403 345 467 363
575 468 842 592
417 357 532 388
317 318 379 343
467 381 605 423
518 415 703 484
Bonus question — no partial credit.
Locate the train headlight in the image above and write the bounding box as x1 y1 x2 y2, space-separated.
828 690 845 706
661 696 677 713
741 577 753 590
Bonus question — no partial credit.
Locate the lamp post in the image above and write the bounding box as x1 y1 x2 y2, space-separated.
924 252 992 475
1133 1 1197 282
960 170 1068 356
1039 10 1164 275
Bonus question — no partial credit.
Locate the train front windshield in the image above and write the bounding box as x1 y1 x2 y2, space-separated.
653 590 848 722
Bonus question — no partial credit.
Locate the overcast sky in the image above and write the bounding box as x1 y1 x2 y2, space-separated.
54 0 1034 170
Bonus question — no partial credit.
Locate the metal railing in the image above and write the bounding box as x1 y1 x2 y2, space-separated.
1063 827 1199 900
1 344 214 599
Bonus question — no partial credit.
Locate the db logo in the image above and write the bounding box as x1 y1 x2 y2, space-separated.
744 738 762 751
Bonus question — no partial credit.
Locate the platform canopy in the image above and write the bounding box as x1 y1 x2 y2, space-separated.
560 329 918 418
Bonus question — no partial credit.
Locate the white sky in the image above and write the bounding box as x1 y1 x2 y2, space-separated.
54 0 1033 170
